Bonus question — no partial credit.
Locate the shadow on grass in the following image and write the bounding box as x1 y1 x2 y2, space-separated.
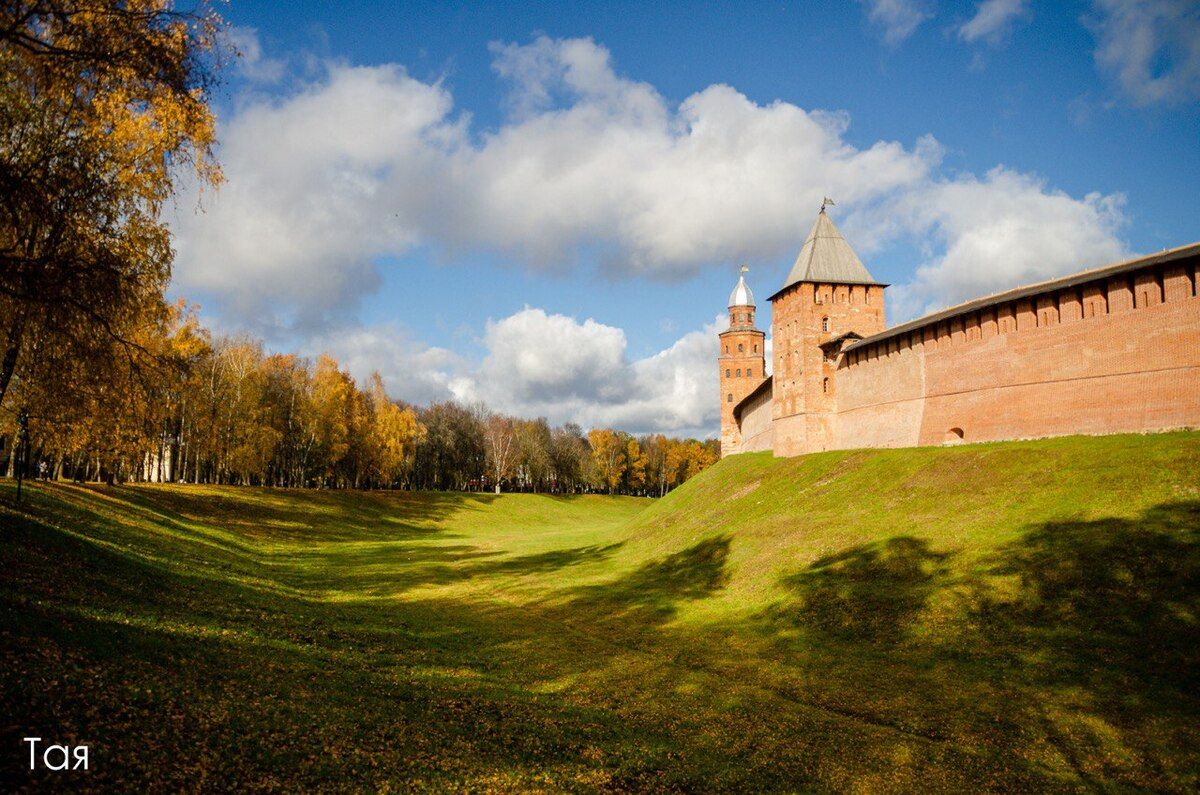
764 536 950 646
754 501 1200 789
561 535 732 629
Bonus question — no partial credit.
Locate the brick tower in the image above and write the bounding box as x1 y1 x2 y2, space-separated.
719 266 767 455
768 204 887 455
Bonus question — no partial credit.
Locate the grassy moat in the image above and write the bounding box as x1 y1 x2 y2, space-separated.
2 432 1198 791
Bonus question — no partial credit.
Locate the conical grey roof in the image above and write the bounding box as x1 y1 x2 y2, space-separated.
728 270 755 307
780 208 879 290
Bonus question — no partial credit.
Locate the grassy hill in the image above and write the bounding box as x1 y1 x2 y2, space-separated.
2 432 1198 791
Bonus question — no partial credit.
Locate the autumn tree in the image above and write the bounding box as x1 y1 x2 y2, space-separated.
588 428 627 495
368 373 424 488
0 1 223 416
624 437 647 494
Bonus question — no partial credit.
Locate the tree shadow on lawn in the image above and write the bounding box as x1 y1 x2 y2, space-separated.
556 535 733 631
753 500 1200 790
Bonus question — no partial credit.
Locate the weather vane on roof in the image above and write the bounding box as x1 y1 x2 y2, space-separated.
820 196 836 213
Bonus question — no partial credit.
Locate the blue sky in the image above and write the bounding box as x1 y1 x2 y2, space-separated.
168 0 1199 435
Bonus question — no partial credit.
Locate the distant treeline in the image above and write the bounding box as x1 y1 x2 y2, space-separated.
0 305 718 495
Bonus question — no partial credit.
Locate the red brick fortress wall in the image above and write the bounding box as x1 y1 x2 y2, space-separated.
771 282 885 455
835 252 1200 449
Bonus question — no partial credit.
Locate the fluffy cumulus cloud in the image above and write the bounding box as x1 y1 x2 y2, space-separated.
885 168 1129 320
450 309 724 436
1087 0 1200 105
957 0 1030 45
857 0 932 44
171 61 456 331
170 35 940 331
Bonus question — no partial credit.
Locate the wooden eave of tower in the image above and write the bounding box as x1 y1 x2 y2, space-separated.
819 331 864 352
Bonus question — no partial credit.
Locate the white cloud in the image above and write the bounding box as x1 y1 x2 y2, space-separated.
857 0 932 44
885 167 1128 321
448 308 724 436
1087 0 1200 105
170 36 939 332
957 0 1030 44
171 62 455 331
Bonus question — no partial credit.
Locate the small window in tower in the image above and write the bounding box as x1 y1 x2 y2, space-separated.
747 367 753 377
822 377 829 394
727 393 733 403
753 344 758 352
738 343 744 352
736 369 742 377
726 369 731 378
822 317 830 333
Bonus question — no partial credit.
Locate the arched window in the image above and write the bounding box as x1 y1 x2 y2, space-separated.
727 393 733 403
725 369 731 378
747 367 753 377
736 368 742 377
738 343 744 352
822 317 830 333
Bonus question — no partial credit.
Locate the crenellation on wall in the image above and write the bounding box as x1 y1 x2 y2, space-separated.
1036 295 1058 327
1016 299 1036 331
1108 276 1134 312
1060 289 1083 323
1163 266 1191 302
1135 271 1162 308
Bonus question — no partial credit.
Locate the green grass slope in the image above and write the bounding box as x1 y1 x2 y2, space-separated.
2 432 1198 792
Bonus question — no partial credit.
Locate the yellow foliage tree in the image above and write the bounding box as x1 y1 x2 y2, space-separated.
369 373 425 487
0 1 224 414
625 438 647 493
588 428 627 494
